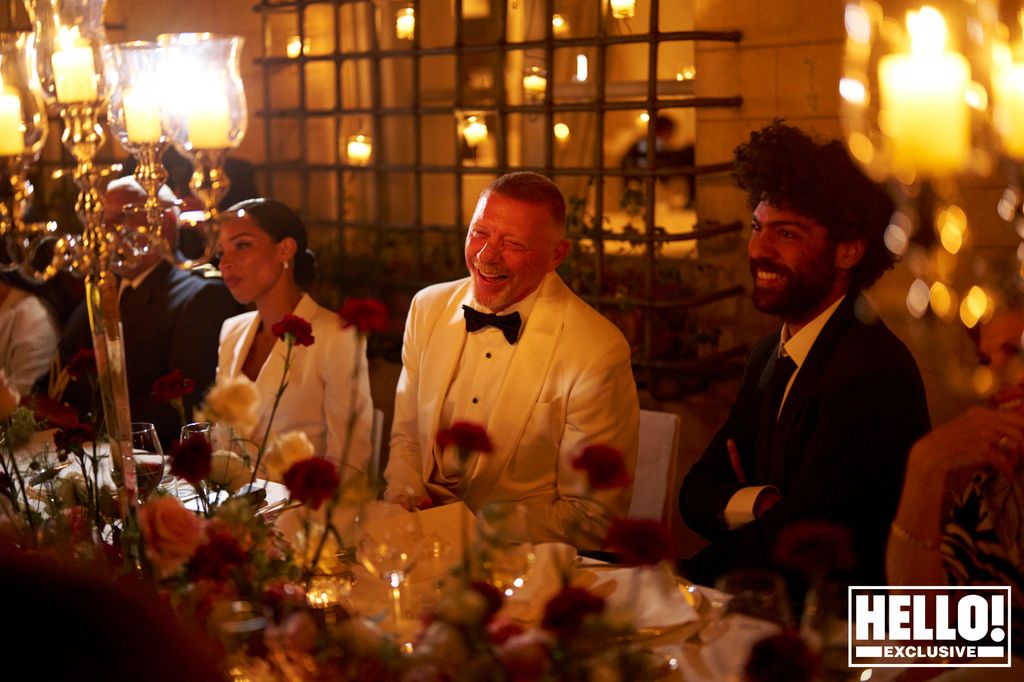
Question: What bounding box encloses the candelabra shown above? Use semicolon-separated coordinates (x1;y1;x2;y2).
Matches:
2;0;249;516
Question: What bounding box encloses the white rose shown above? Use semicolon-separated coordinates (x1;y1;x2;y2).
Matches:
263;430;314;481
206;449;252;492
200;376;260;436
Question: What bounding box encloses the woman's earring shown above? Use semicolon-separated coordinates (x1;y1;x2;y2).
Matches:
283;261;289;271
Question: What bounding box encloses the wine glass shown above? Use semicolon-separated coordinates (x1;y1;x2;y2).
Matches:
177;421;229;503
715;568;793;625
131;422;165;501
477;500;535;597
355;501;423;630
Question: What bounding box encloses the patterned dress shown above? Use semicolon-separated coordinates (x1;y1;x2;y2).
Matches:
942;469;1024;656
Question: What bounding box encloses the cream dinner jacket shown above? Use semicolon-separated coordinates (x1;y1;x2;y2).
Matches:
216;294;374;478
384;273;640;548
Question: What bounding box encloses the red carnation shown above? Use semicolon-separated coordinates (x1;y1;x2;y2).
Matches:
571;444;631;490
271;314;315;347
436;421;493;455
53;423;95;461
541;586;605;634
65;349;97;380
604;518;673;566
338;297;389;334
745;631;820;682
150;369;196;404
25;395;79;430
773;520;856;579
282;457;339;510
188;525;248;581
169;434;213;486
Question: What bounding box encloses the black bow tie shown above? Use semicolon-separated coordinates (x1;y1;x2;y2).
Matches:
462;305;522;344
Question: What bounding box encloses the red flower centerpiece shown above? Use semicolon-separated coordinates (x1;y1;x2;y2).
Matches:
571;444;631;490
272;314;315;347
53;423;95;461
151;369;195;404
65;349;97;380
604;518;673;566
541;586;606;635
169;434;213;487
283;457;339;510
338;297;389;334
436;421;494;456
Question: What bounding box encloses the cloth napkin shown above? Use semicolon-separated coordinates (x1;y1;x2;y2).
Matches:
584;561;699;631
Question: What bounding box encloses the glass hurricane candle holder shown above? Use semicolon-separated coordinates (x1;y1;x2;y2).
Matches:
25;0;108;107
158;32;247;217
841;0;999;319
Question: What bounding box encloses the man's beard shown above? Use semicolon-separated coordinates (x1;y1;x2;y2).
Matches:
750;255;838;319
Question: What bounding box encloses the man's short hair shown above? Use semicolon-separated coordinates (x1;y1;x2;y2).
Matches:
483;172;566;232
732;120;896;290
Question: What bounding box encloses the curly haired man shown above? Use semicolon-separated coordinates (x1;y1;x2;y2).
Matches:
679;121;931;587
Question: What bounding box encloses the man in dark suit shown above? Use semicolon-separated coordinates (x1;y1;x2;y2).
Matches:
679;122;931;587
59;177;244;448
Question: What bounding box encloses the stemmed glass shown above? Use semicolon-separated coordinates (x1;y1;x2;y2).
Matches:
131;422;164;502
355;501;423;630
178;421;227;507
477;501;535;597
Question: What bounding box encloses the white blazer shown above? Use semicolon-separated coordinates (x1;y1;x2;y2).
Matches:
217;294;373;479
384;273;639;548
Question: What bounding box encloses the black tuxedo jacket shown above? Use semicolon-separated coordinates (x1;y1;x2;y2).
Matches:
60;262;245;448
679;294;930;586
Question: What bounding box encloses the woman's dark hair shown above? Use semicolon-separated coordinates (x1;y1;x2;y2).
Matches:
227;198;317;289
732;120;896;290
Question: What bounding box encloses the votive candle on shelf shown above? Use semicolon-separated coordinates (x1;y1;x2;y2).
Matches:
396;8;415;41
878;6;970;176
462;116;487;147
52;26;98;103
123;91;162;144
610;0;636;20
187;95;232;149
994;55;1024;159
523;68;547;95
347;134;372;165
0;88;23;156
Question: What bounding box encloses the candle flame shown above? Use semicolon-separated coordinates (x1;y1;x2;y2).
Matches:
57;25;82;52
907;6;946;57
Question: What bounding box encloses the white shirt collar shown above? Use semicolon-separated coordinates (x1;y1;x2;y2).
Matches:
471;272;548;324
779;295;845;368
119;261;161;297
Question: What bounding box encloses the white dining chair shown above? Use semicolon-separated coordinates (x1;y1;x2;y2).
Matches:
627;409;682;521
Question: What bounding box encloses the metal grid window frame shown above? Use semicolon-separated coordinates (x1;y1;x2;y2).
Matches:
255;0;746;391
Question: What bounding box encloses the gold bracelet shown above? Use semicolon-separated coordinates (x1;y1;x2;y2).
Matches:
890;521;940;551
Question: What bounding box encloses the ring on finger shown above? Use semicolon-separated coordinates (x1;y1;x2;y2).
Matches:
996;435;1014;454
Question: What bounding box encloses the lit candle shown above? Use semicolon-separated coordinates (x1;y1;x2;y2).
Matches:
187;95;232;149
994;55;1024;159
610;0;636;20
574;54;588;82
552;14;569;37
878;7;970;176
523;69;547;95
396;8;415;41
51;26;98;103
122;90;162;144
553;122;570;143
347;134;371;165
286;35;304;59
462;116;487;147
0;84;23;156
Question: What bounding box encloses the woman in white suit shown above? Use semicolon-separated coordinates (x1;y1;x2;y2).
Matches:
214;199;373;479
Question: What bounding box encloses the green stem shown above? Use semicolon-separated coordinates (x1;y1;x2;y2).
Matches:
8;444;36;536
248;340;294;490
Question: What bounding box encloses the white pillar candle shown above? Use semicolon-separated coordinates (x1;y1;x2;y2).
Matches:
187;96;232;149
123;91;162;144
610;0;636;20
52;27;97;103
995;63;1024;159
0;91;23;156
878;7;970;176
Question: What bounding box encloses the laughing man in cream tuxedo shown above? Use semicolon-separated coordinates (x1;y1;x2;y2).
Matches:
383;172;639;548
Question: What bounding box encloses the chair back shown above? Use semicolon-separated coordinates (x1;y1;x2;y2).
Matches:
628;409;681;521
369;408;385;484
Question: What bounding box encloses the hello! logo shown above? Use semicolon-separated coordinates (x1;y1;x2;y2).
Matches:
848;587;1011;668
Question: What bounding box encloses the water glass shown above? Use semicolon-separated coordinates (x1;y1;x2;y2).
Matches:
131;422;165;501
355;501;423;629
477;501;535;597
715;568;793;626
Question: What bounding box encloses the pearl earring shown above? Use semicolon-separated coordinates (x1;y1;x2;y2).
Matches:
283;261;289;270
